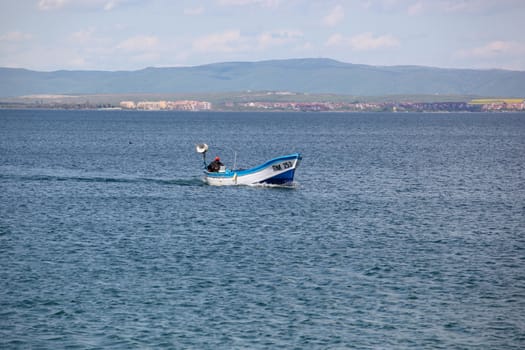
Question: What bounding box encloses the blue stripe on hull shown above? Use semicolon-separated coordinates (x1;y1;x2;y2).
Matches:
205;153;301;180
260;169;296;185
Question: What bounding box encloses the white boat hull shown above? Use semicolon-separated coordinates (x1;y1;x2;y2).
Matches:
203;153;301;186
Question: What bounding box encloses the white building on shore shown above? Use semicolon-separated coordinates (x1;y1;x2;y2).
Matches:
120;100;211;111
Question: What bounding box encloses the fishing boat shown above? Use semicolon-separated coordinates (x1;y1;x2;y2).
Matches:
196;143;301;186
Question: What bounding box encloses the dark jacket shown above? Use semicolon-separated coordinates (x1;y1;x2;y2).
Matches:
207;160;223;172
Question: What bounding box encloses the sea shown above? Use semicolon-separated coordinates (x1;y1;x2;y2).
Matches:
1;109;524;349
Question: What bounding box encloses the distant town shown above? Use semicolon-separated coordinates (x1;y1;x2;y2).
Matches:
119;100;211;111
1;92;524;113
233;99;525;112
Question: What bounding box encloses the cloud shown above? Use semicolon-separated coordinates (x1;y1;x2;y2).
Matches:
218;0;281;7
404;0;471;15
0;31;33;41
38;0;127;11
69;28;95;43
67;28;115;56
117;35;159;51
326;33;345;47
192;30;243;53
38;0;69;11
257;30;303;49
349;32;400;50
459;41;525;58
358;0;525;16
103;1;118;11
417;0;525;15
407;2;424;15
326;32;400;51
184;6;205;15
69;57;87;67
127;52;162;64
454;40;525;70
322;5;345;27
190;29;304;55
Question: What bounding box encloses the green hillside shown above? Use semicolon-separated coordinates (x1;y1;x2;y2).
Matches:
1;58;524;97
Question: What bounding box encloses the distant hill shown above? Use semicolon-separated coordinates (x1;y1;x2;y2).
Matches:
1;58;524;97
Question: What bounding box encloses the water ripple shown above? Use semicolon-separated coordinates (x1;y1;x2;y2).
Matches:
1;110;524;349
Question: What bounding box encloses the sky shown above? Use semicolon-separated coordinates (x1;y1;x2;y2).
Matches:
1;0;524;71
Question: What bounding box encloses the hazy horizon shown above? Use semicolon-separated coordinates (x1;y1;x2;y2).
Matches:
2;57;525;73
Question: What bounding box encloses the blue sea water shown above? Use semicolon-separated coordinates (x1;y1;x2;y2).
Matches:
1;109;524;349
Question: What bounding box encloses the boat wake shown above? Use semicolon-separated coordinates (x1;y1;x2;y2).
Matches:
247;182;300;189
0;173;205;187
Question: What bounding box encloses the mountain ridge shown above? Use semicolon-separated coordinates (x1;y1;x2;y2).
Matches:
1;58;524;97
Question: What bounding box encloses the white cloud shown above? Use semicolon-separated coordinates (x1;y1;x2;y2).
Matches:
349;32;400;50
192;30;243;53
322;5;345;27
69;57;87;67
69;28;95;43
300;42;313;51
38;0;69;11
406;0;473;15
184;6;205;15
38;0;126;11
190;29;303;55
407;2;424;15
218;0;281;7
408;0;525;15
103;1;118;11
358;0;525;16
127;52;162;64
117;35;159;51
454;40;525;70
326;33;344;47
326;32;400;51
67;28;115;59
459;41;525;58
257;30;303;49
0;31;33;41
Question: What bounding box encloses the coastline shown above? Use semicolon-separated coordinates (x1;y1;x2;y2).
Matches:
1;92;523;113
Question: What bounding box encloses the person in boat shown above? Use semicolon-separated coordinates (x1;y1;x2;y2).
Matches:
207;156;224;172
